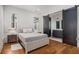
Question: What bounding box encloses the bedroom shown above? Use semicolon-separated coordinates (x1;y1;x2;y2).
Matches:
0;5;79;54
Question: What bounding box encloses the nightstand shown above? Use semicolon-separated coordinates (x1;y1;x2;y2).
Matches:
6;28;18;43
7;34;17;43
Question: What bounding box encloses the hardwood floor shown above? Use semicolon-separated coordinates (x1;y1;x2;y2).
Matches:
1;39;79;54
1;43;25;54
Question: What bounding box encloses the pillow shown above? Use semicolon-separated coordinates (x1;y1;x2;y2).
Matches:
23;28;33;33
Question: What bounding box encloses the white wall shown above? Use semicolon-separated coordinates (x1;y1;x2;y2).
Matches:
0;5;4;50
77;6;79;47
0;6;4;41
38;16;43;33
77;7;79;38
4;6;38;32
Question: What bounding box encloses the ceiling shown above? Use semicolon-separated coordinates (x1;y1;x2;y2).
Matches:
11;5;74;15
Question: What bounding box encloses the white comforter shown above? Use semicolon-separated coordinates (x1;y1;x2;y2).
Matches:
18;33;49;52
18;33;48;42
19;33;47;38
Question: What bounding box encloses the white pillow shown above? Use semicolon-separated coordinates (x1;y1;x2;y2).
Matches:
23;28;33;33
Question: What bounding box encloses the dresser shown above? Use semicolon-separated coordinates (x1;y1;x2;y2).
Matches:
52;30;63;38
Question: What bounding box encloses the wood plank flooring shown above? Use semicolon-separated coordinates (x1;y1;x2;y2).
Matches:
1;39;79;54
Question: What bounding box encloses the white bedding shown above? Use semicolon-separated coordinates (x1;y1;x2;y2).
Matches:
19;33;46;38
18;33;49;53
18;33;48;42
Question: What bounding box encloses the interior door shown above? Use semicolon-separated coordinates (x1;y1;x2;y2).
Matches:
43;16;50;36
63;7;77;46
49;17;51;36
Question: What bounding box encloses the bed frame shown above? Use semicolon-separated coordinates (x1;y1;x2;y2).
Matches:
18;37;49;53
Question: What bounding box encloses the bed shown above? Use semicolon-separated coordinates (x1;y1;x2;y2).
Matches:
18;28;49;53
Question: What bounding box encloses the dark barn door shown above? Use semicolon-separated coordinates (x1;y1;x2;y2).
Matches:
43;16;51;37
63;7;77;46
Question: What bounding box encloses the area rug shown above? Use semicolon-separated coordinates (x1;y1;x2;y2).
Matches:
11;43;22;50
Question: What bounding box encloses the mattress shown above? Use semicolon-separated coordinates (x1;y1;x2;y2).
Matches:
18;33;48;42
